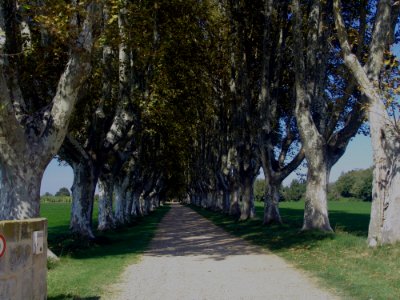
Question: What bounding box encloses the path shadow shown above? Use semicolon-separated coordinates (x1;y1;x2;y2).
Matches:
145;205;265;261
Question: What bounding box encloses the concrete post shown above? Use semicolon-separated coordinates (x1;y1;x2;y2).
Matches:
0;218;48;300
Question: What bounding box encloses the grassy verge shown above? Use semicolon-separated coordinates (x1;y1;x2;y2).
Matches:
41;203;170;300
191;201;400;300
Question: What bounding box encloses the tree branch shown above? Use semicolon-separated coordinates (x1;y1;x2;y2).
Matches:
43;1;102;157
333;0;380;101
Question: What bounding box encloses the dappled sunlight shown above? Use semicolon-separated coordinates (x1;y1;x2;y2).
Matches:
146;204;265;261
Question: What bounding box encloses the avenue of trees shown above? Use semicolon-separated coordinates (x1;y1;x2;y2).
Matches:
0;0;399;247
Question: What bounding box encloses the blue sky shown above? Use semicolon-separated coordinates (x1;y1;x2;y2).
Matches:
42;160;74;194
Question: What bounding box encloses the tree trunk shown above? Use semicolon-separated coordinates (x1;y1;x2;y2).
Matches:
333;0;400;246
139;192;149;216
143;196;151;215
263;179;282;225
132;190;141;217
367;99;400;246
97;175;115;231
239;176;256;221
0;162;42;219
229;189;240;217
125;189;134;220
114;177;129;225
215;191;224;211
302;152;332;231
223;190;230;214
70;160;98;239
136;199;144;216
217;173;231;214
293;0;332;232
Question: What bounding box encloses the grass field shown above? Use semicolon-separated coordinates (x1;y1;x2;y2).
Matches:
191;201;400;300
41;203;170;300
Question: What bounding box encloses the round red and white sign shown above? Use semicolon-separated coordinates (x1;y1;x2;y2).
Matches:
0;235;6;257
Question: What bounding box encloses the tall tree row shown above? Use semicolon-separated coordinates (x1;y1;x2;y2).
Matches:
1;0;400;247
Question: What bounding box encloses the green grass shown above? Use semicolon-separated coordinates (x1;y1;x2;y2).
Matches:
41;203;170;300
191;201;400;300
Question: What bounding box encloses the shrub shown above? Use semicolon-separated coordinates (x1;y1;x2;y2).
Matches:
41;196;72;203
254;179;265;202
55;187;71;197
331;167;372;201
281;179;306;201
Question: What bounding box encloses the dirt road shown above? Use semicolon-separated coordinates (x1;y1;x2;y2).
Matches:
108;203;338;300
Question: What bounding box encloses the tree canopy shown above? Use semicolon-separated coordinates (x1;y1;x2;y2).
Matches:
0;0;399;246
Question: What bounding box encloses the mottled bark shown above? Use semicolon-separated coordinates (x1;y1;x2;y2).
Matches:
114;176;130;225
97;175;115;231
222;191;230;214
130;190;140;217
0;162;43;219
215;191;224;211
260;144;305;225
229;189;240;218
217;172;231;214
367;100;400;246
239;176;256;221
302;152;332;231
70;160;98;239
125;189;134;219
139;192;149;216
263;180;282;225
292;0;332;232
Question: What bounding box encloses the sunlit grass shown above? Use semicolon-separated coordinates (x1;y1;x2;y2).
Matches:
191;200;400;300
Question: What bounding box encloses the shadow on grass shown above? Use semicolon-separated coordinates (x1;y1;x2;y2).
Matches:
47;205;171;260
48;295;100;300
328;209;369;237
190;203;370;252
278;206;370;237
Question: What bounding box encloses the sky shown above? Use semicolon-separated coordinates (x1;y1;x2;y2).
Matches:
40;134;373;194
41;160;74;195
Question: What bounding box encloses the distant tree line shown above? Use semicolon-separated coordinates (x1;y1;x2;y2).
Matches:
254;167;373;202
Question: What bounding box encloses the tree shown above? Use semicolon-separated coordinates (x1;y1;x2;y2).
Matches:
292;0;367;231
0;0;102;220
333;171;357;198
281;179;306;202
254;179;265;202
58;0;152;237
257;0;305;225
332;168;372;201
334;0;400;246
55;187;71;197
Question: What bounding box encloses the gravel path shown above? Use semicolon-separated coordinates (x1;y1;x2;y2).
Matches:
107;203;339;300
